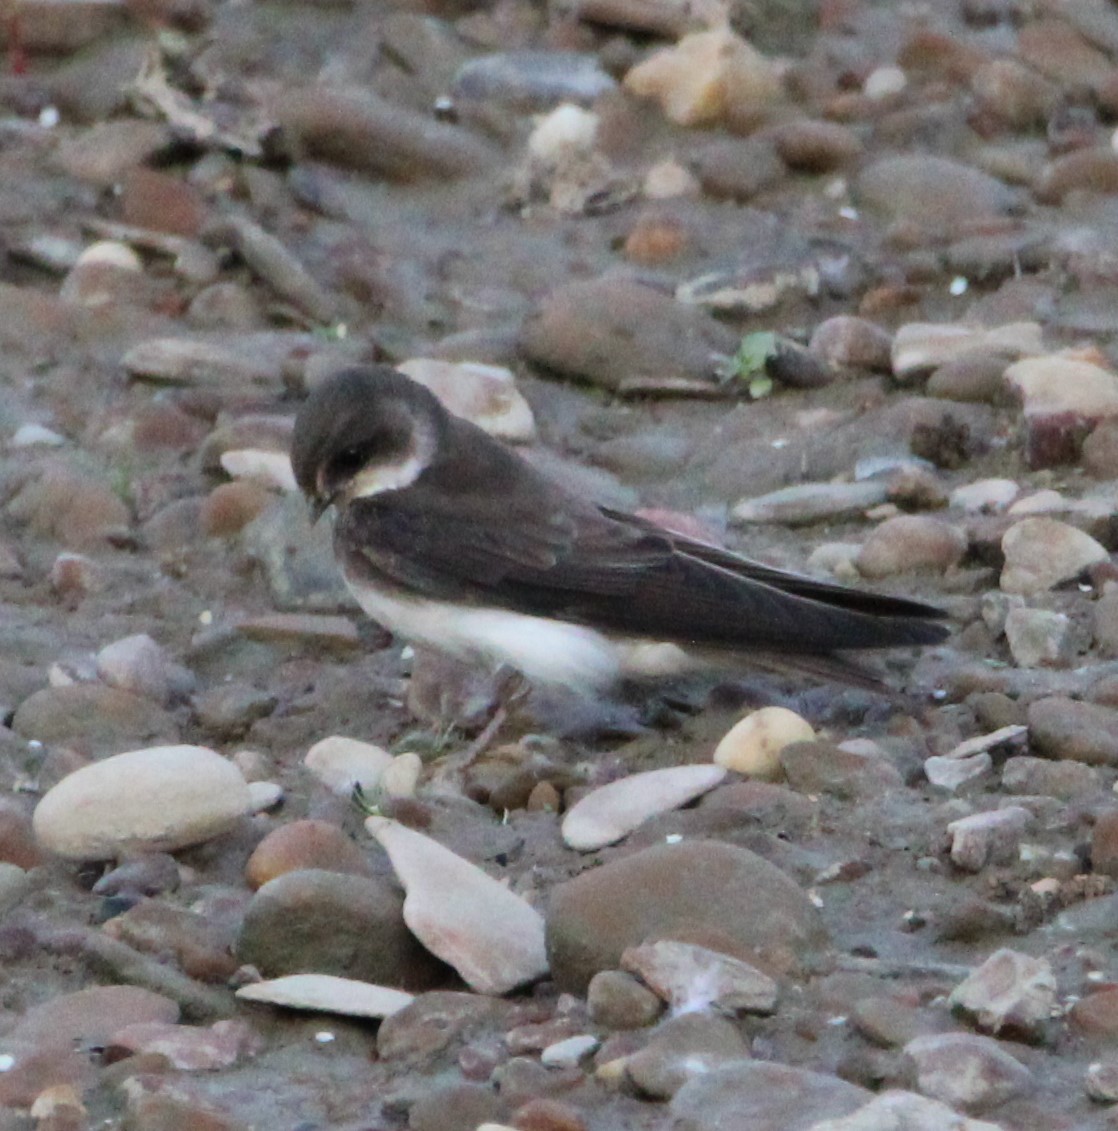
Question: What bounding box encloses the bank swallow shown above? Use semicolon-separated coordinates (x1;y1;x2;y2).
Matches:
292;366;948;695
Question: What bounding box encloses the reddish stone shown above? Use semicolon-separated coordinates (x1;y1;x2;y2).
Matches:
121;168;208;238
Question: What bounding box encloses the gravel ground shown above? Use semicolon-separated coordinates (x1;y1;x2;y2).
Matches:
5;0;1118;1129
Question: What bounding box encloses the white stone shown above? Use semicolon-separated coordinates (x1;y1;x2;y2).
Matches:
247;780;283;811
304;736;393;796
236;974;413;1019
864;65;906;98
944;726;1028;760
643;159;700;199
528;103;598;162
397;358;536;443
949;479;1018;513
731;481;888;526
77;240;142;270
367;816;548;994
924;753;992;793
219;449;298;492
713;707;814;778
540;1033;600;1067
10;423;65;448
1007;488;1068;515
562;764;727;851
33;745;251;861
380;752;423;799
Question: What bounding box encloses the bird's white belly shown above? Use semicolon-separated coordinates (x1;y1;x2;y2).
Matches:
346;581;624;691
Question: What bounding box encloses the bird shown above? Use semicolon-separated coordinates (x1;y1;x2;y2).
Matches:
291;365;949;701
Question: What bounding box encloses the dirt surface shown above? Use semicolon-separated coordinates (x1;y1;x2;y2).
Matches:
5;0;1118;1129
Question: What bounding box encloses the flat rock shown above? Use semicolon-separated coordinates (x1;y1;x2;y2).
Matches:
519;276;736;393
1027;696;1118;766
546;840;826;993
621;939;778;1014
892;322;1042;381
671;1061;871;1131
368;817;549;995
903;1032;1032;1112
947;806;1032;872
236;974;414;1019
13;684;179;753
561;764;726;851
33;745;250;861
731;481;888;526
856;515;967;579
808;1090;1006;1130
625;1012;750;1099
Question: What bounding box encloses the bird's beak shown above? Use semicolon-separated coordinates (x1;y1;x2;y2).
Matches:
309;496;333;525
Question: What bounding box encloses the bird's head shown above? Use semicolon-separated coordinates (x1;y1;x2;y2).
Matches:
291;366;442;522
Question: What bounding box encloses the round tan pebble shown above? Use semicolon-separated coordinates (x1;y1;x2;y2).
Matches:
201;481;273;537
33;745;251;861
245;819;371;888
713;707;815;778
623;214;688;264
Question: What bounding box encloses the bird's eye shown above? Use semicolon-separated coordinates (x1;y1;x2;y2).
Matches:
330;446;366;477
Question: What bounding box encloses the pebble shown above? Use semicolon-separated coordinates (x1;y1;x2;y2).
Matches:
236;974;413;1019
770;121;863;174
817;1089;1008;1130
1071;989;1118;1039
561;764;726;850
621;939;778;1014
1000;518;1108;594
0;862;30;916
192;682;277;739
93;852;180;899
519;276;736;393
782;739;904;800
587;970;663;1029
527;104;599;165
539;1034;599;1068
731;481;888;526
1004;607;1073;668
1002;755;1100;799
121;334;295;387
219;449;297;493
855;515;967;579
713;706;814;779
303;735;393;796
948;948;1057;1039
546;839;825;993
244;819;371;888
947;806;1032;872
275;86;495;180
7;460;130;549
808;315;891;371
32;745;250;861
236;867;446;988
856;156;1015;233
927;352;1013;403
454;52;616;109
1092;812;1118;879
1086;1061;1118;1103
891;321;1042;382
950;479;1019;513
623;27;782;129
381;752;423;799
397;358;535;442
624;1013;751;1099
1028;696;1118;765
95;633;190;705
903;1032;1031;1113
368;817;548;995
691;137;785;202
671;1061;871;1131
108;1018;260;1071
925;753;993;793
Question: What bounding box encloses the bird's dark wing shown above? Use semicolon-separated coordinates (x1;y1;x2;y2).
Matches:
338;463;947;655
